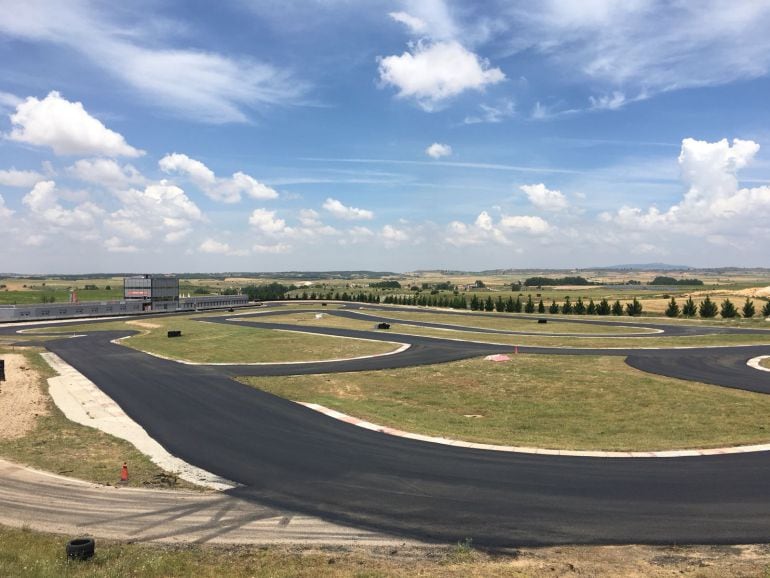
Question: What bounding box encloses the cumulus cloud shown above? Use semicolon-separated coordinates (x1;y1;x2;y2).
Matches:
248;208;287;234
7;92;144;157
159;153;278;203
381;224;410;247
600;138;770;244
446;210;550;246
22;180;104;240
199;238;248;256
0;193;14;219
0;168;45;187
107;181;203;245
322;198;374;220
378;40;505;111
68;158;145;187
520;183;569;211
425;142;452;159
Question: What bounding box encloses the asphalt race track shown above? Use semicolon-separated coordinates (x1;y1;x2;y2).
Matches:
4;305;770;546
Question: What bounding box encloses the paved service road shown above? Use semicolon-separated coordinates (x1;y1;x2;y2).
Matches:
4;305;770;546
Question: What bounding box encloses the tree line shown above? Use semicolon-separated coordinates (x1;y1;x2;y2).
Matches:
664;296;770;318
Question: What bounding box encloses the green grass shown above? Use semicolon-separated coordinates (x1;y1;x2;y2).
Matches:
0;348;197;489
240;355;770;451
25;315;399;363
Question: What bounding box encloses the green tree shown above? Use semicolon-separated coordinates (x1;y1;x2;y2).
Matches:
524;295;535;313
596;298;611;315
562;297;573;314
625;297;643;316
682;297;697;317
505;296;515;313
720;298;738;318
611;300;623;316
495;296;505;312
742;298;755;318
537;299;545;313
484;296;495;311
665;297;680;318
586;299;597;315
699;295;718;318
762;301;770;317
549;300;559;314
574;297;586;314
513;296;523;313
470;295;480;311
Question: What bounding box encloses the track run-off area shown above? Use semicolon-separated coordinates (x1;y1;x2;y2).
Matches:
3;302;770;547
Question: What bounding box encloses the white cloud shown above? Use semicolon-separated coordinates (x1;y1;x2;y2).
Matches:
0;3;304;124
0;193;14;219
249;208;287;233
425;142;452;159
159;153;278;203
499;214;550;234
69;158;145;187
108;181;203;245
464;99;515;124
446;210;550;246
199;238;248;256
507;2;770;104
378;40;505;111
252;242;292;254
22;180;103;231
104;236;138;253
389;11;427;33
381;224;410;247
520;183;569;211
323;198;374;220
601;138;770;245
7;92;144;157
0;168;45;187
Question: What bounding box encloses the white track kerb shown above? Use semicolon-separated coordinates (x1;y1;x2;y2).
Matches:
40;352;236;490
747;355;770;372
298;403;770;459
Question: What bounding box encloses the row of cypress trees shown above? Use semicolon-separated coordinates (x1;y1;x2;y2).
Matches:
665;296;770;318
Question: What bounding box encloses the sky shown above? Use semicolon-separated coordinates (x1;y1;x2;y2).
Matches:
1;0;770;274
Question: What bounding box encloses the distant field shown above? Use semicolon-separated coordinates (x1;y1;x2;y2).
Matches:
241;355;770;451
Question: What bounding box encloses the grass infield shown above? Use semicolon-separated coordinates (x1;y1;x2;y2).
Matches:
241;355;770;451
25;315;399;364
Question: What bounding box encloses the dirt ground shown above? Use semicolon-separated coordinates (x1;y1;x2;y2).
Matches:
0;354;48;439
126;320;162;329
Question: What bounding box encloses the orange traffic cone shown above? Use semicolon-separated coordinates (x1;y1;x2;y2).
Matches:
120;462;128;482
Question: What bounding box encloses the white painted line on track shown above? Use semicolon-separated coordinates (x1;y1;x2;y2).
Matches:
298;402;770;459
40;352;237;490
747;355;770;372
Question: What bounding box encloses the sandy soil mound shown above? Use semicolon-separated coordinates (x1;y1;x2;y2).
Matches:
126;321;161;329
0;354;48;439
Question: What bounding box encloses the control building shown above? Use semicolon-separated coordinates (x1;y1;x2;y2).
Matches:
124;275;180;311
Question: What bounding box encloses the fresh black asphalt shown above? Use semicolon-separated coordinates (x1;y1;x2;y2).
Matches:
4;305;770;546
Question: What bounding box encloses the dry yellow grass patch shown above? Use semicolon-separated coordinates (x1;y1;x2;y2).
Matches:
0;354;48;439
125;320;162;329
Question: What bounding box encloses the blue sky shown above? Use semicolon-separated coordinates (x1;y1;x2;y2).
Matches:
1;0;770;273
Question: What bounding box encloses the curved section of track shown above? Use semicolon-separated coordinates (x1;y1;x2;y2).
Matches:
3;306;770;546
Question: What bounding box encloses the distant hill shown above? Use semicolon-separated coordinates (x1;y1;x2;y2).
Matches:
594;263;692;271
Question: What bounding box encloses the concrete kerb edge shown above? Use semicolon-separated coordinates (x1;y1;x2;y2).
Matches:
747;355;770;372
297;402;770;459
39;351;237;490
